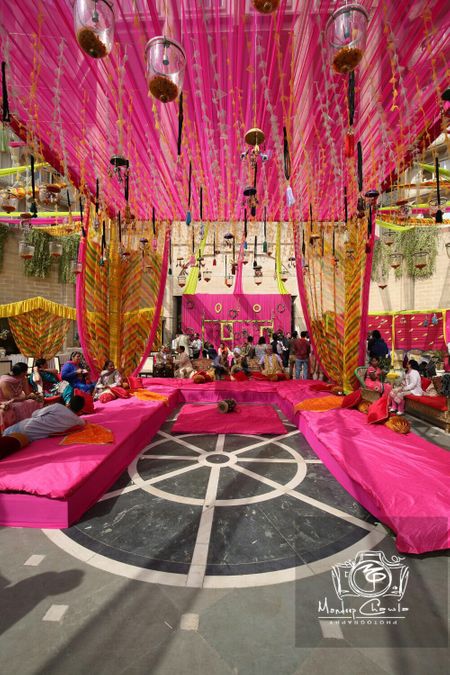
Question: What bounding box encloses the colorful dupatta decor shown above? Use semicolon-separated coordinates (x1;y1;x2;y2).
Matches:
0;297;75;359
295;212;374;391
76;210;170;377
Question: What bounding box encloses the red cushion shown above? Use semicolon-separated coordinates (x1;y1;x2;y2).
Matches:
127;376;142;390
341;389;362;409
233;371;249;382
250;372;269;381
367;393;389;424
309;382;334;392
421;377;432;391
74;389;95;414
405;395;448;411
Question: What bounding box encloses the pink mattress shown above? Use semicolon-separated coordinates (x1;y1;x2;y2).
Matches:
301;408;450;554
0;396;177;499
171;403;286;435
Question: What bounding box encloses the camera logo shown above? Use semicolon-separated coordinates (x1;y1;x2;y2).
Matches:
332;551;409;600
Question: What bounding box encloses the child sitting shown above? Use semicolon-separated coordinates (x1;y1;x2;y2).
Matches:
364;357;389;393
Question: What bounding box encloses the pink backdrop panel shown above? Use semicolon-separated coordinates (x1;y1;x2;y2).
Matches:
182;294;291;347
368;312;448;351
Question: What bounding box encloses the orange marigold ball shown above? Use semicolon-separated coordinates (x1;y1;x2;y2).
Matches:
385;416;411;434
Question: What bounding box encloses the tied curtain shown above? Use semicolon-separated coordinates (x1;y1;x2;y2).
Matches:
295;214;374;391
9;309;70;359
77;213;170;377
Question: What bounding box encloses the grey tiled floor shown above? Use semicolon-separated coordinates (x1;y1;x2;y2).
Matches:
0;407;448;675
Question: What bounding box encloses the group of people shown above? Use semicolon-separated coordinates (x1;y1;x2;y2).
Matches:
162;329;313;381
0;352;127;442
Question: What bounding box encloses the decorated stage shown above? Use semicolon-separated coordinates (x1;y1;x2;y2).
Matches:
0;379;449;555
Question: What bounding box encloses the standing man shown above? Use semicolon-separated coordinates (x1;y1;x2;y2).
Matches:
293;331;311;380
191;333;202;360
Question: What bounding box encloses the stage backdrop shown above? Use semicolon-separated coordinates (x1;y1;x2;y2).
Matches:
368;310;449;353
182;294;291;348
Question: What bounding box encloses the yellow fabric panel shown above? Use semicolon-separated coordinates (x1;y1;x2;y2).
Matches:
0;296;76;320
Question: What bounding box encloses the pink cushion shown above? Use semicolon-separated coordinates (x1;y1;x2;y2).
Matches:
341;389;362;409
405;395;448;411
367;393;389;424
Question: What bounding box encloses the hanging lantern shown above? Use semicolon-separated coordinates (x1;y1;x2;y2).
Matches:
203;268;212;282
19;240;35;259
378;278;388;290
74;0;114;59
145;37;186;103
382;230;395;247
1;193;17;213
49;241;63;258
178;271;187;288
254;265;263;285
70;260;83;275
225;274;233;288
252;0;280;13
389;253;403;270
413;251;429;270
326;4;369;74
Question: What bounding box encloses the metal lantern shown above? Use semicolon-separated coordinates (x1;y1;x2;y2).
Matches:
74;0;114;59
49;241;63;257
252;0;280;14
389;253;403;269
19;240;35;259
145;37;186;103
326;4;369;74
413;251;428;270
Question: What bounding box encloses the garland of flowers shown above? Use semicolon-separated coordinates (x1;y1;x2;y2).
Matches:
24;229;52;278
371;227;439;282
0;224;10;272
59;234;80;283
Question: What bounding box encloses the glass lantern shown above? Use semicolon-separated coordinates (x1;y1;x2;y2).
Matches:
74;0;114;59
252;0;280;14
326;4;369;74
203;268;212;282
413;251;428;270
382;229;395;247
70;260;83;275
145;37;186;103
178;271;187;288
19;240;35;259
49;241;63;257
1;193;17;213
389;253;403;270
225;274;234;288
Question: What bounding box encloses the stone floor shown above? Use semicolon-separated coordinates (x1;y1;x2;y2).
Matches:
0;406;448;675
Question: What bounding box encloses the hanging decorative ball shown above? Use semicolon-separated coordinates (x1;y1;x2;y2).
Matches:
252;0;280;14
326;4;368;74
145;37;186;103
74;0;114;59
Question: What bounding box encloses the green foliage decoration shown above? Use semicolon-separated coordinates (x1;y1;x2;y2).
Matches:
24;228;52;278
371;226;439;282
59;234;80;284
0;223;10;272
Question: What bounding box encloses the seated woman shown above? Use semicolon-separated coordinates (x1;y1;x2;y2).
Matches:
254;336;267;361
364;357;390;394
29;358;60;398
0;362;42;428
61;351;95;394
259;345;287;381
389;359;423;415
94;360;128;402
174;346;194;379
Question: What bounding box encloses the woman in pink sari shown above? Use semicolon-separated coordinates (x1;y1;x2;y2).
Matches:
0;362;42;429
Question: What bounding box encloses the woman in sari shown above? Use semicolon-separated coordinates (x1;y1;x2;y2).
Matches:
94;360;128;402
29;358;60;397
0;362;42;427
61;351;95;393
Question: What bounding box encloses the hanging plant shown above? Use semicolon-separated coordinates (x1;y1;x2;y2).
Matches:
371;238;390;282
24;229;52;278
0;223;10;272
59;234;80;283
395;227;438;280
